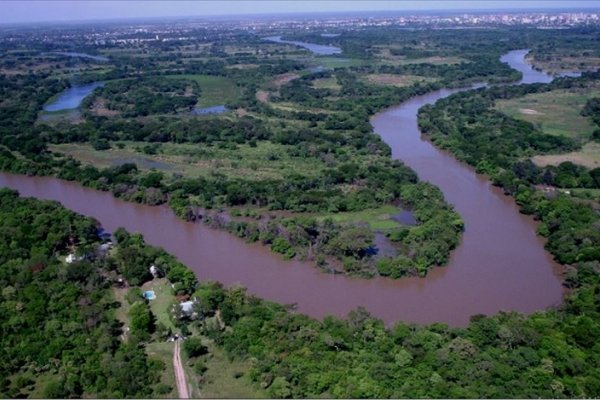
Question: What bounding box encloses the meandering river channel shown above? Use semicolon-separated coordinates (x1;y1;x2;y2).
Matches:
0;49;567;326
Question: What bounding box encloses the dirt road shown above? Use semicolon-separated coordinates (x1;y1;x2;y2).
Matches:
173;340;189;399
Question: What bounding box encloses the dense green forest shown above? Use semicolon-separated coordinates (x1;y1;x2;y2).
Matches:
2;190;600;398
0;189;164;398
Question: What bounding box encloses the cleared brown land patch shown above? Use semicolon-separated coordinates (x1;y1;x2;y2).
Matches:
226;63;259;69
256;73;299;104
89;98;120;117
520;108;543;115
256;90;269;103
532;142;600;169
272;72;300;89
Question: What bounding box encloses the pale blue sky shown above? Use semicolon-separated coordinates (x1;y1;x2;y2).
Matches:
1;1;599;24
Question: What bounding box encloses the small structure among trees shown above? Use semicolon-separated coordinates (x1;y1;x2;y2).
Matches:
172;297;200;320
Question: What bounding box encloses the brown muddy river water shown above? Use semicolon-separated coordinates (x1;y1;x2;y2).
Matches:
0;50;565;326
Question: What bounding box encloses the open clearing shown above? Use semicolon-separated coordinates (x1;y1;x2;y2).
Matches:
315;57;366;69
532;142;600;169
166;75;241;107
315;205;406;231
198;344;265;399
49;141;326;181
312;76;341;90
257;72;300;103
495;86;600;139
375;48;465;66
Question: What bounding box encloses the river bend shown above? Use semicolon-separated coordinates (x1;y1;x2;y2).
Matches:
0;49;565;326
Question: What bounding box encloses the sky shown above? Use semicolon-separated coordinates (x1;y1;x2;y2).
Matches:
1;1;600;24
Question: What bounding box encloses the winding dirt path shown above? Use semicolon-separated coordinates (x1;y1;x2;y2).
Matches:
173;340;190;399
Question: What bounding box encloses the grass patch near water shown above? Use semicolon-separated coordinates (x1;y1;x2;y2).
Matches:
166;74;241;107
532;141;600;169
495;86;600;139
316;204;404;231
50;141;327;181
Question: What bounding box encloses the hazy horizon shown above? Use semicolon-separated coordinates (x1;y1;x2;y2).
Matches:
1;1;600;25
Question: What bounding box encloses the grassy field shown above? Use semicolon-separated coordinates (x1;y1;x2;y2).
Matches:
311;76;341;90
146;341;179;398
386;56;465;65
315;57;366;69
569;188;600;202
495;86;600;139
197;343;266;398
50;141;327;181
532;142;600;169
363;73;437;87
316;205;405;231
375;48;465;66
142;278;177;331
269;101;337;114
112;286;131;338
166;75;241;107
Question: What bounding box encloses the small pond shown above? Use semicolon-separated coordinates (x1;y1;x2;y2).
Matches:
191;105;228;115
393;210;418;226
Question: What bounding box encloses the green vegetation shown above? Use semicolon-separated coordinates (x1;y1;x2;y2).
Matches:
0;190;163;398
197;345;266;399
86;77;198;117
418;72;600;265
311;76;341;90
4;190;600;398
532;142;600;169
3;24;562;280
495;85;600;139
3;17;600;400
50;141;329;181
528;37;600;74
316;57;366;69
316;204;404;230
363;73;438;88
166;74;242;107
5;24;597;279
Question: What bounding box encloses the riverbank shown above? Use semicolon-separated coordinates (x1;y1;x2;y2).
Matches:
0;49;572;326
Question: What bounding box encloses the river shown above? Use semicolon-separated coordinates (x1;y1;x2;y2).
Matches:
263;35;342;55
0;49;566;326
55;52;110;62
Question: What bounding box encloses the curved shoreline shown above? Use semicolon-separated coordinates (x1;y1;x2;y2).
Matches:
0;50;567;327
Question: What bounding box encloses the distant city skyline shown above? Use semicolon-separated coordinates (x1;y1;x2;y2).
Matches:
1;1;600;24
